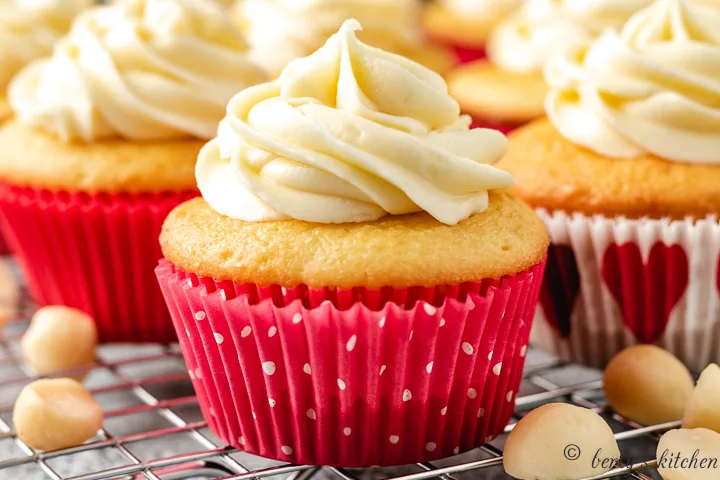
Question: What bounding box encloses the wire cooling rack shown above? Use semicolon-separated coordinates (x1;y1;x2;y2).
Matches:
0;259;670;480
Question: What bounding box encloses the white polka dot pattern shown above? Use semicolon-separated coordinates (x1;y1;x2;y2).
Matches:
346;335;357;352
214;332;224;344
194;311;206;321
240;326;252;338
426;442;437;452
262;361;276;376
389;435;400;444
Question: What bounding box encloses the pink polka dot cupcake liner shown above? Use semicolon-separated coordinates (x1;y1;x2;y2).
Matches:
155;258;546;467
531;210;720;371
0;182;198;343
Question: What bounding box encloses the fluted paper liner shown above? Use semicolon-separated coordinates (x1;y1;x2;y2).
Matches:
531;209;720;371
156;259;546;467
0;183;197;343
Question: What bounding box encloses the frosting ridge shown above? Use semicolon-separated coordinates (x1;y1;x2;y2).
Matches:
545;0;720;164
197;20;514;225
488;0;653;73
9;0;267;142
0;0;91;92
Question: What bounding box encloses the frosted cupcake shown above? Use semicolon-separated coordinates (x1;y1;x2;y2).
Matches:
498;0;720;370
157;20;548;466
423;0;522;63
234;0;456;76
0;0;92;122
0;0;267;343
447;0;652;132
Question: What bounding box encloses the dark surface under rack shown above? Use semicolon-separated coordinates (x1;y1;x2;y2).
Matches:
0;259;668;480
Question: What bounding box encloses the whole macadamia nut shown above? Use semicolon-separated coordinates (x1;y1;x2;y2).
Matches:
13;378;103;451
603;345;693;425
503;403;621;480
683;364;720;433
657;428;720;480
21;306;97;376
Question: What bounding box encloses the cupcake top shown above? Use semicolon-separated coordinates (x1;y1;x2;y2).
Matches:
488;0;653;74
196;20;514;226
9;0;267;143
236;0;426;75
545;0;720;164
0;0;91;94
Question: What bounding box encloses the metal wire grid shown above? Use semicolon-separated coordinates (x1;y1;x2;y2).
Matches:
0;269;670;480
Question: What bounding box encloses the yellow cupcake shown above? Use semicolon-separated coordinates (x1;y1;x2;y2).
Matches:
501;0;720;370
0;0;268;343
156;20;548;467
447;0;653;127
235;0;456;76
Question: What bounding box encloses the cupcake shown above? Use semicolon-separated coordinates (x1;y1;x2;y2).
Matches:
423;0;522;64
0;0;91;122
498;0;720;371
156;20;549;466
0;0;267;343
0;0;92;255
446;0;653;132
234;0;456;77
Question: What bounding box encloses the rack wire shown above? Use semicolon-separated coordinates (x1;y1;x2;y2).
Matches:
0;259;667;480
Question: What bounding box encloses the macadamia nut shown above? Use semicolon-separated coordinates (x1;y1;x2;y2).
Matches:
603;345;693;425
13;378;103;451
21;306;97;376
657;428;720;480
503;403;621;480
683;364;720;433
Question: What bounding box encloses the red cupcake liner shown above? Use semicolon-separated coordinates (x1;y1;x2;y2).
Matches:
0;231;10;256
156;258;546;467
0;183;198;343
531;210;720;370
469;119;518;135
451;44;487;64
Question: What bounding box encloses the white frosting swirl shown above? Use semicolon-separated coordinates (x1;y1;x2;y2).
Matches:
545;0;720;165
488;0;653;73
237;0;423;75
0;0;91;92
9;0;267;142
442;0;522;20
197;20;514;225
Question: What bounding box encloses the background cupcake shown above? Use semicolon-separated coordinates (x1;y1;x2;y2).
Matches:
234;0;456;76
498;0;720;370
0;0;267;343
446;0;653;132
423;0;522;64
157;20;548;466
0;0;92;255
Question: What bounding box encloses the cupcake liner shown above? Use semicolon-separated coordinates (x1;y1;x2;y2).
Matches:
0;183;197;343
451;44;487;64
531;209;720;371
156;258;546;467
0;231;10;256
470;119;517;135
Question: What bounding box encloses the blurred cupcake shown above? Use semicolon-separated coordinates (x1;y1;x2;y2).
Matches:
0;0;267;343
234;0;456;76
0;0;92;122
423;0;522;63
157;20;548;466
498;0;720;370
447;0;652;132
